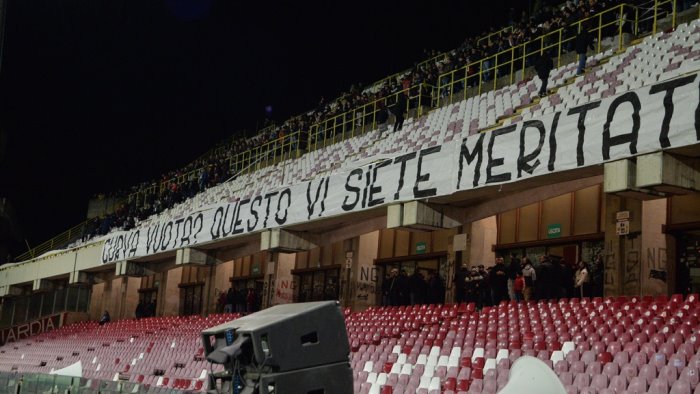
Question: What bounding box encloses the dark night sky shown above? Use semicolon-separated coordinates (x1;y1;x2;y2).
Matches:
0;0;523;255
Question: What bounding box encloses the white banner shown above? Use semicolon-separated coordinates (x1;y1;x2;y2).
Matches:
101;73;700;264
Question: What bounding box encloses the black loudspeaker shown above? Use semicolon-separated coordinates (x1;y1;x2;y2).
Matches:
201;301;352;394
202;301;349;371
257;362;353;394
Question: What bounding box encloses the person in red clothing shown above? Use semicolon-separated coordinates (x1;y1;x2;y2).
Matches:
513;274;525;302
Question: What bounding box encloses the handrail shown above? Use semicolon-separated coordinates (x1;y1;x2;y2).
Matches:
15;217;99;262
477;26;515;46
435;3;640;107
23;0;684;263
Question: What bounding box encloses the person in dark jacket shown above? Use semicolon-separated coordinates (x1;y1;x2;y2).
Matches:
135;301;145;320
490;257;509;304
454;265;469;303
145;300;156;317
534;52;554;98
391;92;407;132
225;288;235;313
575;27;595;75
560;259;575;298
409;270;427;305
427;272;446;304
386;268;402;306
507;254;521;301
99;311;111;326
398;270;410;306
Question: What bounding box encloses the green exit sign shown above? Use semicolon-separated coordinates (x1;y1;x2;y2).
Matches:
416;241;426;254
547;224;562;239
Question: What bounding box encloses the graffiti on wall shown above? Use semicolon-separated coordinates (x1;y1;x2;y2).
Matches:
349;266;379;302
646;247;667;282
604;240;617;294
275;279;296;303
624;250;640;295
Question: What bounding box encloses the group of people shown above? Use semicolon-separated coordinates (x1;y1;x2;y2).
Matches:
217;287;258;314
381;268;447;307
454;254;604;308
134;299;158;319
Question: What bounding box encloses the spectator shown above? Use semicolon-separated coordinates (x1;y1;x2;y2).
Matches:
560;259;575;298
507;253;521;301
135;301;144;320
398;270;410;306
384;268;402;306
575;25;595;75
478;265;490;308
521;257;536;301
145;300;156;318
246;288;256;313
465;267;480;304
534;51;554;98
454;265;469;303
513;273;525;302
235;287;246;314
490;257;508;305
391;92;407;132
409;270;427;305
427;271;446;304
99;311;111;326
217;291;227;314
225;288;235;313
575;260;590;297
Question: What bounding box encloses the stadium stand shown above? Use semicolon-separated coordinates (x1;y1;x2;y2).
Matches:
0;294;699;393
0;314;235;392
3;0;700;393
346;294;700;393
77;14;700;247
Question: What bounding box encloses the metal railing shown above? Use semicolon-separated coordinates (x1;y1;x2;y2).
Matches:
477;25;515;45
436;3;640;107
0;287;90;328
15;218;99;262
0;371;161;393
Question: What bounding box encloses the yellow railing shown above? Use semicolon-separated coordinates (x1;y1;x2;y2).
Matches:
25;0;687;262
653;0;676;34
369;53;447;95
367;26;515;96
308;84;434;151
16;217;99;262
477;26;515;46
127;84;436;208
436;3;639;107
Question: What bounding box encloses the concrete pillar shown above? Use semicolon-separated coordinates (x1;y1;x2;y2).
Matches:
387;201;461;231
339;237;359;309
32;279;55;292
175;248;209;266
641;199;670;296
162;267;182;316
349;231;380;311
261;229;317;252
261;252;276;310
603;194;643;296
271;253;296;306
